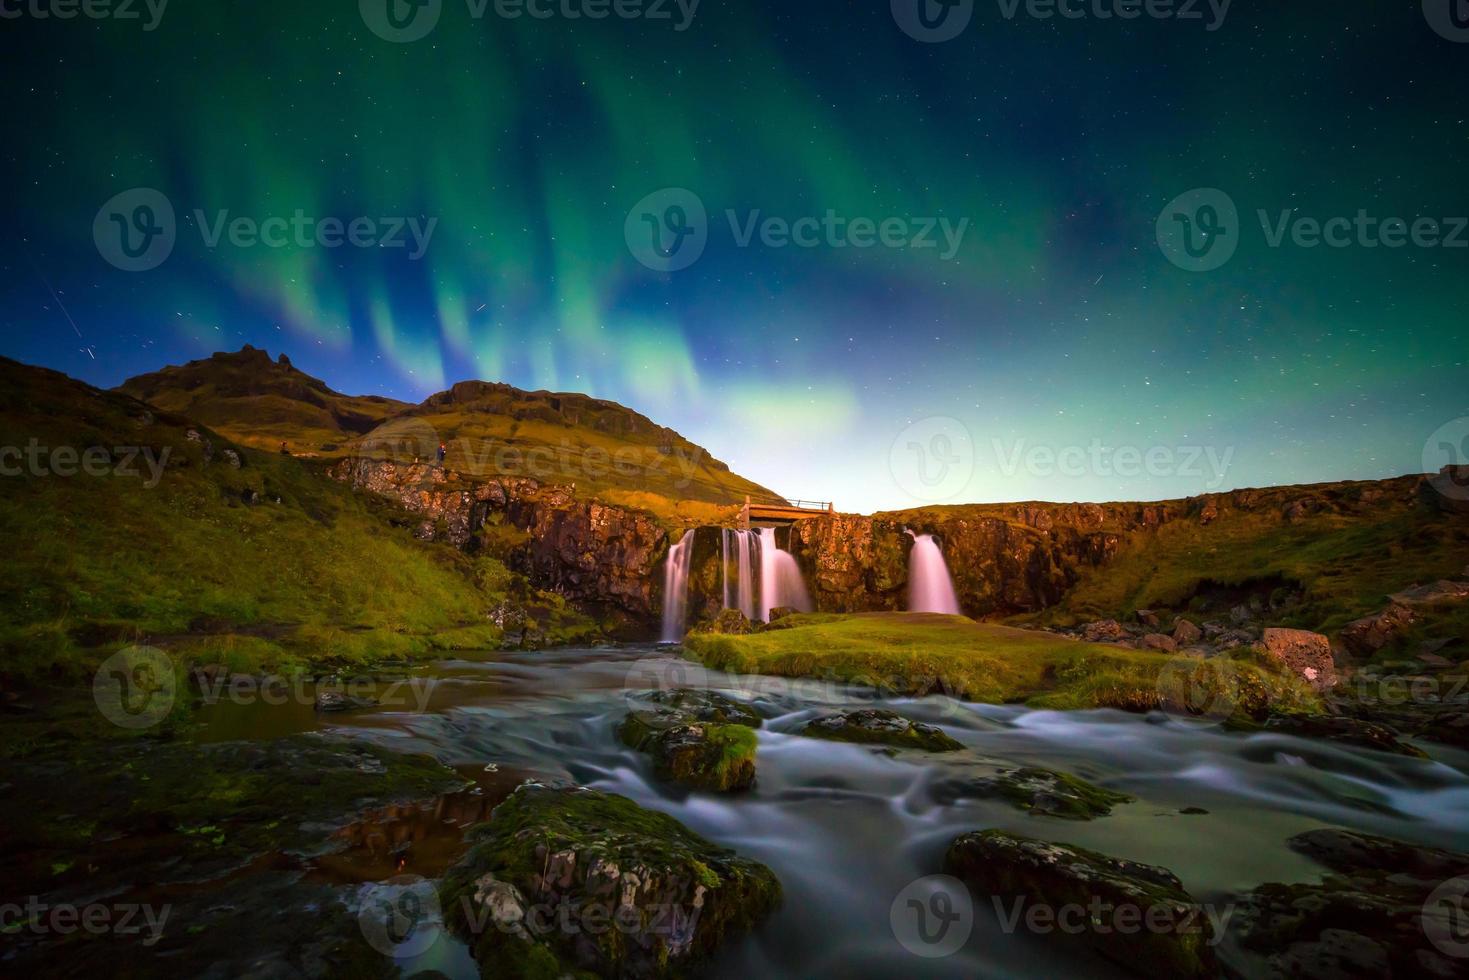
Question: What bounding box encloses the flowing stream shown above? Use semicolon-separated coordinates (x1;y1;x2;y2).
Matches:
193;645;1469;979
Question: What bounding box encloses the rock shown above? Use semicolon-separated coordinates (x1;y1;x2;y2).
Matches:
801;708;963;752
1172;619;1203;646
1136;609;1161;628
945;831;1216;979
935;766;1134;820
1141;633;1177;652
441;784;781;978
766;605;799;624
620;690;763;792
1230;604;1253;624
221;449;242;469
1233;829;1469;980
694;608;755;635
1340;603;1418;656
1261;628;1338;690
313;691;377;713
1080;619;1128;643
1260;713;1426;757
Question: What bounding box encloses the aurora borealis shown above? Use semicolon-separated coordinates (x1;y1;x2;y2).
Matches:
2;2;1466;512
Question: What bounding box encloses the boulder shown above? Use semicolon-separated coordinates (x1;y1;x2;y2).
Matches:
694;608;755;636
933;767;1133;820
766;605;800;624
1172;619;1203;647
441;784;781;978
1261;628;1338;690
801;708;963;752
313;691;376;713
1136;609;1161;628
945;831;1216;979
1233;829;1469;980
1258;713;1425;758
620;690;763;792
1079;619;1128;643
1141;633;1177;652
1340;603;1417;656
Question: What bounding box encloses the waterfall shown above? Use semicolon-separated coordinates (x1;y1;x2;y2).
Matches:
907;532;961;615
660;530;695;642
757;527;812;622
722;528;757;621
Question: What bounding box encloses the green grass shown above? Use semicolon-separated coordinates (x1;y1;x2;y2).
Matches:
1031;500;1469;635
683;612;1318;716
0;357;597;683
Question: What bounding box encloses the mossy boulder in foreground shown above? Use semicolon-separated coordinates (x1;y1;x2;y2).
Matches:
801;708;963;752
945;830;1217;979
933;766;1133;819
620;690;762;792
441;784;782;978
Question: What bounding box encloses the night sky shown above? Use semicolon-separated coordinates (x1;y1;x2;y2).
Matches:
2;1;1466;512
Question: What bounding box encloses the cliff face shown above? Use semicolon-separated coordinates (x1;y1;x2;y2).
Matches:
330;459;669;626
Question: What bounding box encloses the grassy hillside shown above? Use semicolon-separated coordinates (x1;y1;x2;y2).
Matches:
683;612;1317;715
119;347;779;515
0;357;596;683
886;482;1469;641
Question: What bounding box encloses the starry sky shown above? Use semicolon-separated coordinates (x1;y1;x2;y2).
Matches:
2;1;1466;513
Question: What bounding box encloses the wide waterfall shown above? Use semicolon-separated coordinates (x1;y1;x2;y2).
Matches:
906;532;961;615
660;529;695;642
757;527;812;622
721;529;757;621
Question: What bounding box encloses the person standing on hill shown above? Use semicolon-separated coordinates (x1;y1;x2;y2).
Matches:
437;443;447;467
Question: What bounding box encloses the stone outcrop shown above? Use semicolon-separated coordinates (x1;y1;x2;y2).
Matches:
331;459;668;623
1261;628;1338;690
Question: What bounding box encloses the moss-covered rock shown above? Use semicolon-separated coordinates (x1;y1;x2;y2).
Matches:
620;691;762;792
801;708;963;752
1240;712;1428;757
1231;829;1469;979
692;608;755;635
945;830;1217;979
441;784;781;979
934;767;1133;819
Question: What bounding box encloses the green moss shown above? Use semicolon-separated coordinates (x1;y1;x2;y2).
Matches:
801;708;964;752
969;767;1134;819
441;785;781;979
683;612;1318;718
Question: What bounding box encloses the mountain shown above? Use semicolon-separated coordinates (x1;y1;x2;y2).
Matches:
118;347;777;513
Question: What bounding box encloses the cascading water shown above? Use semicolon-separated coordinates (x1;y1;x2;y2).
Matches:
906;531;961;615
660;530;695;642
721;529;757;621
757;527;812;622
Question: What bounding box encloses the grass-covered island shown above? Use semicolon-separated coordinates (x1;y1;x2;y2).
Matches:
683;612;1320;718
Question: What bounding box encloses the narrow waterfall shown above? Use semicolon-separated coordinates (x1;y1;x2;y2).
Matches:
906;532;961;615
722;528;757;621
757;527;812;622
660;530;695;642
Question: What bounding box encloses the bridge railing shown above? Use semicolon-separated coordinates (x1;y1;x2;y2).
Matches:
744;495;832;511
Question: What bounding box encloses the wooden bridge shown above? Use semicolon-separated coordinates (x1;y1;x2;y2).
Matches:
738;495;834;528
